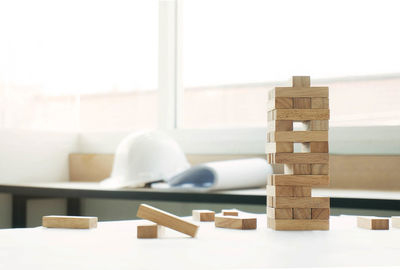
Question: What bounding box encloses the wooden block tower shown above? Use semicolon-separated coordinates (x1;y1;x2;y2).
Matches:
266;76;330;230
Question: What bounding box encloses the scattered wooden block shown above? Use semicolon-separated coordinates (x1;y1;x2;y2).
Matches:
267;120;293;131
292;186;312;197
303;120;329;131
215;215;257;230
292;76;310;88
42;215;98;229
222;209;239;216
267;207;293;219
284;164;311;175
272;87;329;98
301;142;329;153
266;185;293;197
270;197;330;208
268;174;330;186
312;208;330;220
267;153;329;164
293;98;311;109
311;164;329;175
265;142;293;153
137;223;159;239
293;208;311;219
391;216;400;228
268;109;330;121
357;216;389;230
192;210;215;222
269;131;328;142
267;218;329;230
311;98;329;109
136;204;199;237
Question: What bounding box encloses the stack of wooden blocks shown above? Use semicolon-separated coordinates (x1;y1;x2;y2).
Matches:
266;76;330;230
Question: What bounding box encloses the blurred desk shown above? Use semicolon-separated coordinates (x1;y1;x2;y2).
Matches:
0;182;400;228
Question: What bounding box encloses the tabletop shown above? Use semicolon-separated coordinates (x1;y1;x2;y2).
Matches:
1;214;400;269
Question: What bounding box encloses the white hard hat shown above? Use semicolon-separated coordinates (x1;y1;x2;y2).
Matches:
101;130;190;188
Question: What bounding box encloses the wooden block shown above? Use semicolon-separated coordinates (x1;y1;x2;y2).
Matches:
137;223;159;239
267;196;274;207
293;208;311;219
311;164;329;175
311;98;329;109
303;120;329;131
222;209;239;216
271;197;330;208
265;142;293;153
215;215;257;230
266;185;293;196
268;218;329;230
268;109;330;121
42;215;98;229
136;204;199;237
268;153;329;164
192;210;215;222
284;164;311;175
269;131;328;142
301;142;329;153
267;97;293;110
292;76;310;88
267;120;293;131
391;216;400;228
267;207;293;219
312;208;330;220
268;174;330;186
357;217;389;230
293;186;311;197
272;87;329;98
293;98;311;109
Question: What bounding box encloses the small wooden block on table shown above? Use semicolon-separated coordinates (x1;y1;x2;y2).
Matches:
357;216;389;230
215;215;257;230
137;204;199;237
42;215;98;229
391;217;400;228
137;223;160;239
222;209;239;216
192;210;215;222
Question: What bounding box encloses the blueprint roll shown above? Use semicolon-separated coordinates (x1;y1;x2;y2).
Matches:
165;158;272;191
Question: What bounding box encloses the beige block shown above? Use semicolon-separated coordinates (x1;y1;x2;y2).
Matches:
267;120;293;131
269;131;328;142
293;98;311;109
293;208;311;219
266;185;293;197
292;76;311;88
284;164;312;175
268;109;330;121
222;209;239;216
271;197;330;208
357;217;389;230
312;208;330;220
391;216;400;228
268;153;329;164
137;223;160;239
267;207;293;219
42;216;98;229
272;87;329;98
268;218;329;230
215;215;257;230
269;174;329;186
311;98;329;109
311;164;329;175
292;186;312;197
192;210;215;222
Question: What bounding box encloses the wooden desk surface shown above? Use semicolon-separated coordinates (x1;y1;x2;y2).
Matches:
0;214;399;269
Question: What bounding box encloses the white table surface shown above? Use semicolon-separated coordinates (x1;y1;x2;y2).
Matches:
1;214;400;269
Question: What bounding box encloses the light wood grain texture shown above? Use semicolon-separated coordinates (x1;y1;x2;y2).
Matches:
293;208;311;219
192;210;215;222
222;209;239;216
271;197;330;208
391;217;400;228
267;207;293;219
267;120;293;131
272;87;329;98
357;217;389;230
311;164;329;175
268;174;329;186
311;98;329;109
136;204;199;237
268;109;330;121
42;215;98;229
265;142;293;153
267;218;329;230
267;196;274;207
267;97;293;110
303;120;329;131
267;153;329;164
137;223;159;239
312;208;330;220
293;98;311;109
215;215;257;230
301;142;329;153
284;164;311;175
269;131;328;142
69;154;114;182
266;185;293;197
292;76;310;87
293;186;312;197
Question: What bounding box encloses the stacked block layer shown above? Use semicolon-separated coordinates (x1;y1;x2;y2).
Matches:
266;76;330;230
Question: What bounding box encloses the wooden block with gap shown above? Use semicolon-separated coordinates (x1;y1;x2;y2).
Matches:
293;186;312;197
268;109;330;121
268;174;330;186
284;164;311;175
270;197;330;208
311;98;329;109
303;120;329;131
42;215;98;229
215;215;257;230
267;120;293;131
357;216;389;230
192;210;215;222
267;218;329;230
312;208;330;220
266;185;293;196
222;209;239;216
136;204;199;237
292;76;310;88
293;98;311;109
271;87;329;98
311;164;329;175
267;97;293;110
391;216;400;228
267;207;293;219
301;142;329;153
267;153;329;164
265;142;293;153
293;208;311;219
269;131;328;142
137;223;160;239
